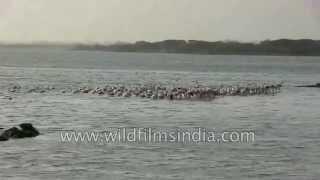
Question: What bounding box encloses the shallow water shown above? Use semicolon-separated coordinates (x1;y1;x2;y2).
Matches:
0;48;320;179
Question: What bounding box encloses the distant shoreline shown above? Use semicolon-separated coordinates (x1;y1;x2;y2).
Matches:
1;39;320;56
74;49;320;57
74;39;320;56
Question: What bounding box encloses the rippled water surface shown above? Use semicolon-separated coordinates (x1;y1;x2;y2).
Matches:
0;48;320;179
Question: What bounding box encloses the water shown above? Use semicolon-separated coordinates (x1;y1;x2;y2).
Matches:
0;48;320;180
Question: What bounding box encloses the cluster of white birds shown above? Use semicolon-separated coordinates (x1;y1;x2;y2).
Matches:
3;83;282;101
72;84;282;101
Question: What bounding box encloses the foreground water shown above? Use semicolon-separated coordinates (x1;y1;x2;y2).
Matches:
0;48;320;179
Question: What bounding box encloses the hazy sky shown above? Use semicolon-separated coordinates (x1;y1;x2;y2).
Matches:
0;0;319;43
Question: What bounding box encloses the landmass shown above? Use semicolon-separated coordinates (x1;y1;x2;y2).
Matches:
75;39;320;56
2;39;320;56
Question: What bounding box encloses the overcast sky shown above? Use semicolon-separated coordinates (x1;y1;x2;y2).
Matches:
0;0;319;43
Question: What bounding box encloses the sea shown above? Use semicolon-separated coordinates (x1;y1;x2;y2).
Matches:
0;47;320;180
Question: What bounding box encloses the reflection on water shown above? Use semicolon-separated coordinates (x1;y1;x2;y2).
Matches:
0;48;320;179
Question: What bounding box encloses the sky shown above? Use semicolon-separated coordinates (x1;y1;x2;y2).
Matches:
0;0;319;43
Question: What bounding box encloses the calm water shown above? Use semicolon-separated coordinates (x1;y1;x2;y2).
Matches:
0;48;320;180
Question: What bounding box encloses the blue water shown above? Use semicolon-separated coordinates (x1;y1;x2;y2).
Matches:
0;48;320;179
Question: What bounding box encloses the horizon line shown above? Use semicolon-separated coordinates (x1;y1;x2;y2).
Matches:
0;38;319;45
